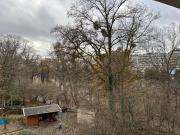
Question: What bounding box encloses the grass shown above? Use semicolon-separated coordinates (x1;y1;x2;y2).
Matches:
19;131;37;135
5;114;23;123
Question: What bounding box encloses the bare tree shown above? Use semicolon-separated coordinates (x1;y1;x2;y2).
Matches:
51;0;157;123
0;35;40;107
50;41;92;107
144;23;180;134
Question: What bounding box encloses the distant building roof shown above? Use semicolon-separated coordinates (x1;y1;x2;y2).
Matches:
155;0;180;8
22;104;61;116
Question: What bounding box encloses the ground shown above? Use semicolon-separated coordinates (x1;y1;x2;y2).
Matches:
0;109;94;135
0;122;24;135
0;113;77;135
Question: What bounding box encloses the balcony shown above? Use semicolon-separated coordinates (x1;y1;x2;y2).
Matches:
155;0;180;8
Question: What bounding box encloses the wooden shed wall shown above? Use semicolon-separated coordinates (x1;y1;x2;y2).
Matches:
25;115;39;126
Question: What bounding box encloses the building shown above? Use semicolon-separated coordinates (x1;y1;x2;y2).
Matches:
133;48;180;72
132;53;163;71
155;0;180;8
22;104;62;126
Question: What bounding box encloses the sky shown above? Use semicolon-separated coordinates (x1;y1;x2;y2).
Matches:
0;0;179;56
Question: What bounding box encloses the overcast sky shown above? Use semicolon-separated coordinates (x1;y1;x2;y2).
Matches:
0;0;179;56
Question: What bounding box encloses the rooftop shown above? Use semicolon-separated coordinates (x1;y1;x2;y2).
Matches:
22;104;62;116
155;0;180;8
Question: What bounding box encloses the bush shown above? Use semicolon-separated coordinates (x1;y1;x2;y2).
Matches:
144;69;169;82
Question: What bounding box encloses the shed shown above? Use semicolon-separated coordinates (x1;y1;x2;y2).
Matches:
22;104;61;126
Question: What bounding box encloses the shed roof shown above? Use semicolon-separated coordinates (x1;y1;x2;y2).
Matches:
22;104;61;116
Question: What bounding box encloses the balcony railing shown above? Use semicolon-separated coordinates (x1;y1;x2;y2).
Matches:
155;0;180;8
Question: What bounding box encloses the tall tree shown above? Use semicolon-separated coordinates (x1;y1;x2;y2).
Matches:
52;0;158;121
